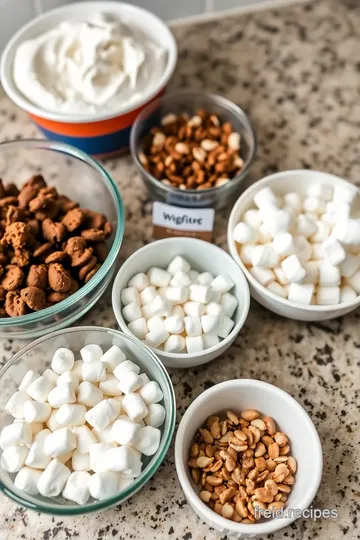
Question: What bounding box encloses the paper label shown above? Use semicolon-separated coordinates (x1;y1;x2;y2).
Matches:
152;202;215;241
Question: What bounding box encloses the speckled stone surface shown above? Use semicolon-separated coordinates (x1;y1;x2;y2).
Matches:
0;0;359;538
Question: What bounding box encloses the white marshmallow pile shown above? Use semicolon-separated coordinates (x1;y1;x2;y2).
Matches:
1;345;165;505
233;183;360;305
121;256;238;354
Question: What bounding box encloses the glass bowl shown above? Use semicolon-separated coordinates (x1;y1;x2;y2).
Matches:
0;326;176;515
0;140;124;339
130;91;257;210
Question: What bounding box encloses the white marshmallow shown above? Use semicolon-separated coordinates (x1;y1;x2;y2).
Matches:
257;223;272;244
150;295;172;317
333;184;358;205
296;214;317;237
142;303;154;320
121;449;142;478
30;422;44;436
317;286;340;305
318;262;341;286
121;287;140;306
346;269;360;294
205;302;222;316
1;445;29;472
89;471;122;500
164;315;184;334
183;301;205;316
210;275;234;294
322;238;346;266
200;315;219;334
209;290;221;303
189;284;212;304
62;471;91;505
302;261;319;284
56;404;86;427
113;360;140;377
167;256;191;275
333;219;360;246
71;360;83;379
139;286;157;305
168;305;185;319
5;390;32;420
26;432;51;469
232;222;257;244
164;335;185;353
72;426;97;454
311;242;323;260
284;192;302;213
51;348;75;374
188;270;200;283
202;334;220;349
117;372;143;397
184;315;202;337
170;271;191;288
339;254;360;277
254;186;278;209
0;422;32;450
122;393;148;422
250;267;275;286
196;272;213;286
267;281;287;299
91;423;115;444
281;255;306;283
106;446;137;475
272;233;296;257
239;244;255;265
38;460;71;497
303;196;326;214
72;450;91;471
144;404;166;428
145;328;170;349
77;382;103;407
42;369;59;384
243;208;262;228
111;417;141;445
90;442;116;473
85;399;119;430
122;302;143;322
128;272;149;291
57;371;79;391
24;401;51;423
220;293;238;318
134;426;161;456
273;267;290;285
307;183;332;201
100;345;126;372
216;315;234;338
26;376;55;402
82;361;106;383
311;221;331;243
265;209;293;237
340;285;357;303
165;286;189;305
19;370;40;391
15;467;42;495
148;267;171;287
44;427;76;457
46;410;62;432
251;245;279;269
138;373;150;386
138;381;163;405
322;201;351;224
99;375;122;397
294;236;312;262
288;283;314;305
185;336;203;354
147;315;165;333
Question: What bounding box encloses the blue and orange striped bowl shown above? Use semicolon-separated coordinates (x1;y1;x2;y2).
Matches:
0;2;177;158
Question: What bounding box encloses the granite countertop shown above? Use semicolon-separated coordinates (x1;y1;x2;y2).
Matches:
0;0;359;538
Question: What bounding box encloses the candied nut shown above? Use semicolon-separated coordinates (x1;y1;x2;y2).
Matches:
256;470;269;483
236;499;248;518
265;479;278;496
199;490;211;503
234;430;247;442
20;286;46;311
226;411;239;425
251;419;266;431
196;456;214;469
210;421;221;439
228;132;241;150
222;503;234;519
207;475;223;487
84;263;100;283
266;458;277;472
283;474;295;485
273;464;289;483
191;469;201;484
45;251;67;264
274;432;288;447
277;484;291;493
26;264;47;289
287;456;297;474
254;487;273;504
1;222;30;249
81;228;105;242
274;456;288;463
219;487;237;505
42;218;66;244
190;444;200;458
255;442;266;458
261;435;274;447
249;425;261;443
47;291;69;303
2;265;24;291
5;290;27;316
268;443;280;460
48;263;71;293
255;457;266;472
264;416;276;435
280;444;290;456
62;208;85;232
268;501;284;512
241;410;259;422
200;429;214;444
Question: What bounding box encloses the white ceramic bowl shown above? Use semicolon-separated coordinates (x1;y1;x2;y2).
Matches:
175;379;323;538
112;238;250;369
227;169;360;321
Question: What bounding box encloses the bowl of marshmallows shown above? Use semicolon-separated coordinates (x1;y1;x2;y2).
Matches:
228;169;360;321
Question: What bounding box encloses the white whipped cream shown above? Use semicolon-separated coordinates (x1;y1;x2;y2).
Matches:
13;13;167;115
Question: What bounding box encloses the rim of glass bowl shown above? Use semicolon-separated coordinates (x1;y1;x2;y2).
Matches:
130;90;257;195
0;139;124;326
0;326;176;515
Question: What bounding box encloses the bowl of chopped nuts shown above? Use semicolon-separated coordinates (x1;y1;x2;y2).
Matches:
130;92;257;209
0;139;124;339
175;379;322;537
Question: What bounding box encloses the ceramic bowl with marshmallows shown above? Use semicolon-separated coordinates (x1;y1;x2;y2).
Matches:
228;169;360;321
112;238;250;368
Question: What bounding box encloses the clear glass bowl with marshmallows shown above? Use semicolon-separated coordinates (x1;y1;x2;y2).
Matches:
228;169;360;321
0;327;175;515
112;238;250;369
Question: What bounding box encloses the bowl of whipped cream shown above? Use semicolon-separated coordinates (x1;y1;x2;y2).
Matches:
0;2;177;157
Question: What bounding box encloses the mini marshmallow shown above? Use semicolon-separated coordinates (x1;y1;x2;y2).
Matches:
317;286;340;305
100;345;126;372
183;301;205;316
202;334;220;349
122;302;143;322
57;370;79;391
322;201;351;224
267;281;287;299
92;423;116;444
188;284;211;304
294;236;312;262
322;238;346;266
210;275;234;294
122;393;148;422
0;422;32;450
85;399;119;430
113;360;140;377
1;445;29;472
71;361;83;379
340;285;357;303
89;471;121;500
168;305;185;318
340;254;360;277
257;223;272;244
272;233;296;258
15;467;42;495
56;404;86;427
82;361;106;383
72;425;97;455
77;382;103;407
72;450;91;471
99;375;122;396
138;381;163;405
188;270;200;283
26;376;55;402
42;369;59;384
165;286;189;305
205;302;223;316
134;426;161;456
139;286;157;305
111;417;141;445
209;290;221;303
90;442;116;473
264;209;293;237
281;255;306;283
273;267;290;285
196;272;213;286
216;315;234;338
318;262;341;286
333;219;360;246
288;283;314;305
138;373;150;386
220;293;238;318
141;304;155;320
24;401;51;423
121;287;140;306
150;295;172;317
346;269;360;294
311;242;323;260
232;222;257;244
251;245;279;268
128;272;149;291
145;404;166;428
201;315;219;334
106;446;133;473
333;184;358;205
147;315;165;333
302;261;319;284
46;410;62;432
167;256;191;275
296;214;317;237
239;244;255;265
185;336;203;354
25;432;51;469
311;220;331;243
19;370;40;391
250;267;275;286
51;348;75;374
164;315;184;334
254;186;278;209
30;422;43;436
121;449;142;478
38;460;71;497
303;196;326;214
164;335;186;353
170;271;191;288
148;267;171;287
145;328;170;349
284;192;302;213
44;427;76;457
243;208;262;228
62;471;91;505
5;390;32;419
307;183;333;201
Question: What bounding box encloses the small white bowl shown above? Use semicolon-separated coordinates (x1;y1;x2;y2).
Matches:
227;169;360;321
112;237;250;369
175;379;323;538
